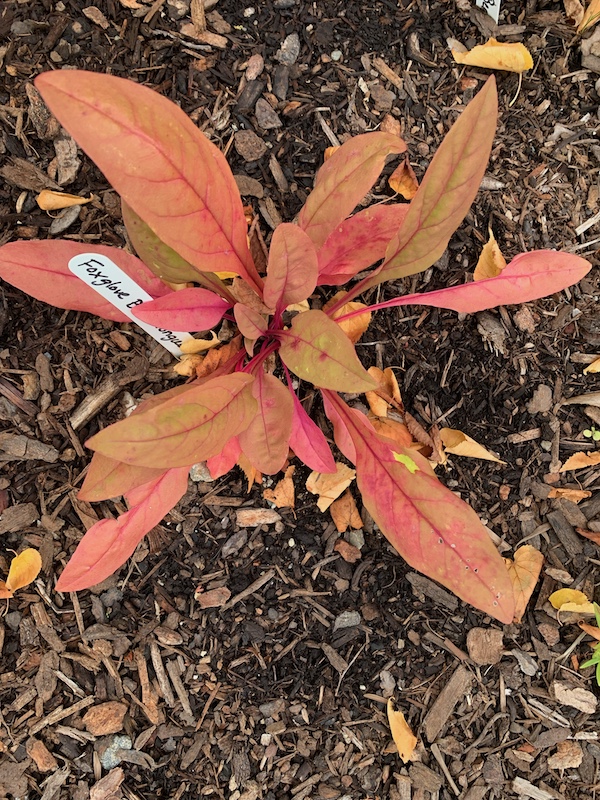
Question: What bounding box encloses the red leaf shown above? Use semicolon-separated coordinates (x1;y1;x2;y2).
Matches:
233;303;268;340
79;452;165;502
56;467;189;591
87;373;257;468
35;70;260;290
317;204;410;285
263;223;319;312
279;310;377;393
133;287;231;331
289;392;337;473
207;436;241;479
238;372;294;474
365;77;498;288
368;250;592;314
298;132;407;248
0;241;169;321
323;391;515;623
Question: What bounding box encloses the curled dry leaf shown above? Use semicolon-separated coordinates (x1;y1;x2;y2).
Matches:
388;156;419;199
387;698;417;763
564;0;585;26
583;357;600;374
576;526;600;545
36;189;93;211
329;489;362;533
0;548;42;598
560;451;600;472
503;545;544;624
439;427;506;464
324;293;372;343
366;366;403;417
452;38;534;73
548;487;592;503
474;228;506;281
263;465;295;509
579;0;600;32
306;462;356;512
549;588;596;614
179;331;220;354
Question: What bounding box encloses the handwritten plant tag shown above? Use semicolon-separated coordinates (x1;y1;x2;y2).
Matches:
69;253;194;356
476;0;501;24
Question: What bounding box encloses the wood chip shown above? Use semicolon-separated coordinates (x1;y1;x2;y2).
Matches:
0;502;39;534
235;508;281;527
26;737;59;772
423;664;473;742
466;627;504;665
371;56;404;90
547;740;583;770
552;680;597;713
321;643;348;674
194;586;231;608
83;702;128;735
512;777;554;800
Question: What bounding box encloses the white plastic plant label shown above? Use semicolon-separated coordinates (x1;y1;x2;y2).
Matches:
476;0;500;24
69;253;194;357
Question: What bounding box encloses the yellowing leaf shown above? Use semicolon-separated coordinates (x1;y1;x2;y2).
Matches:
583;357;600;374
387;699;417;763
474;228;507;281
324;145;340;161
237;452;262;492
388;156;419;200
548;487;592;503
370;415;413;449
306;462;356;512
324;293;372;343
329;489;362;533
578;0;600;32
452;38;533;73
179;331;219;354
36;190;93;211
173;354;203;376
393;452;419;473
263;465;295;509
504;545;544;624
0;549;42;598
439;427;506;464
215;271;238;279
560;451;600;472
549;588;596;614
286;299;310;314
365;367;403;417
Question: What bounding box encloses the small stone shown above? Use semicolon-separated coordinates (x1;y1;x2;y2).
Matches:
83;701;128;736
345;529;364;550
49;204;81;235
97;735;132;770
190;462;213;482
234;129;268;161
379;669;396;697
255;98;282;130
333;610;361;631
527;384;553;415
154;626;183;646
331;50;342;61
259;698;286;717
466;627;504;665
275;33;300;65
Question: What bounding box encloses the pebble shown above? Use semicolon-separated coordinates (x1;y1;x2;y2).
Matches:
97;735;132;770
345;529;364;550
190;462;213;482
331;50;342;61
49;205;80;235
5;611;21;631
275;33;300;65
333;610;362;631
234;129;268;161
255;98;282;130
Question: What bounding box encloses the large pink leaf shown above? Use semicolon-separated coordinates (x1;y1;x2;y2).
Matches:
35;70;260;290
87;373;256;468
79;452;165;502
207;436;241;479
133;287;231;331
289;392;336;473
238;372;294;474
363;77;498;289
56;467;189;591
298;132;407;248
263;223;319;312
322;391;515;623
317;204;410;285
0;241;169;321
233;303;268;340
364;250;592;315
279;310;377;393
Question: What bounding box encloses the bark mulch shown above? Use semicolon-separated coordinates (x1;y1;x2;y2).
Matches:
1;1;600;798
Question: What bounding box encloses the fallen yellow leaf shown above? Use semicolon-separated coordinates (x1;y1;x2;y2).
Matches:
578;0;600;32
36;190;93;211
474;228;507;281
179;331;220;354
560;451;600;472
369;415;413;449
439;427;506;464
324;146;340;161
548;487;592;503
329;489;362;533
387;699;417;763
549;588;596;614
306;462;356;512
583;357;600;374
0;548;42;598
324;294;372;343
388;156;419;200
504;545;544;624
263;466;295;509
452;38;533;73
237;453;262;492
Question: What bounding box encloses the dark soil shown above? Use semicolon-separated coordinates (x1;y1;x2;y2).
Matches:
1;1;600;799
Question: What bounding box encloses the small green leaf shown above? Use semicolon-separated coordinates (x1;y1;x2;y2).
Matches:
393;452;419;474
